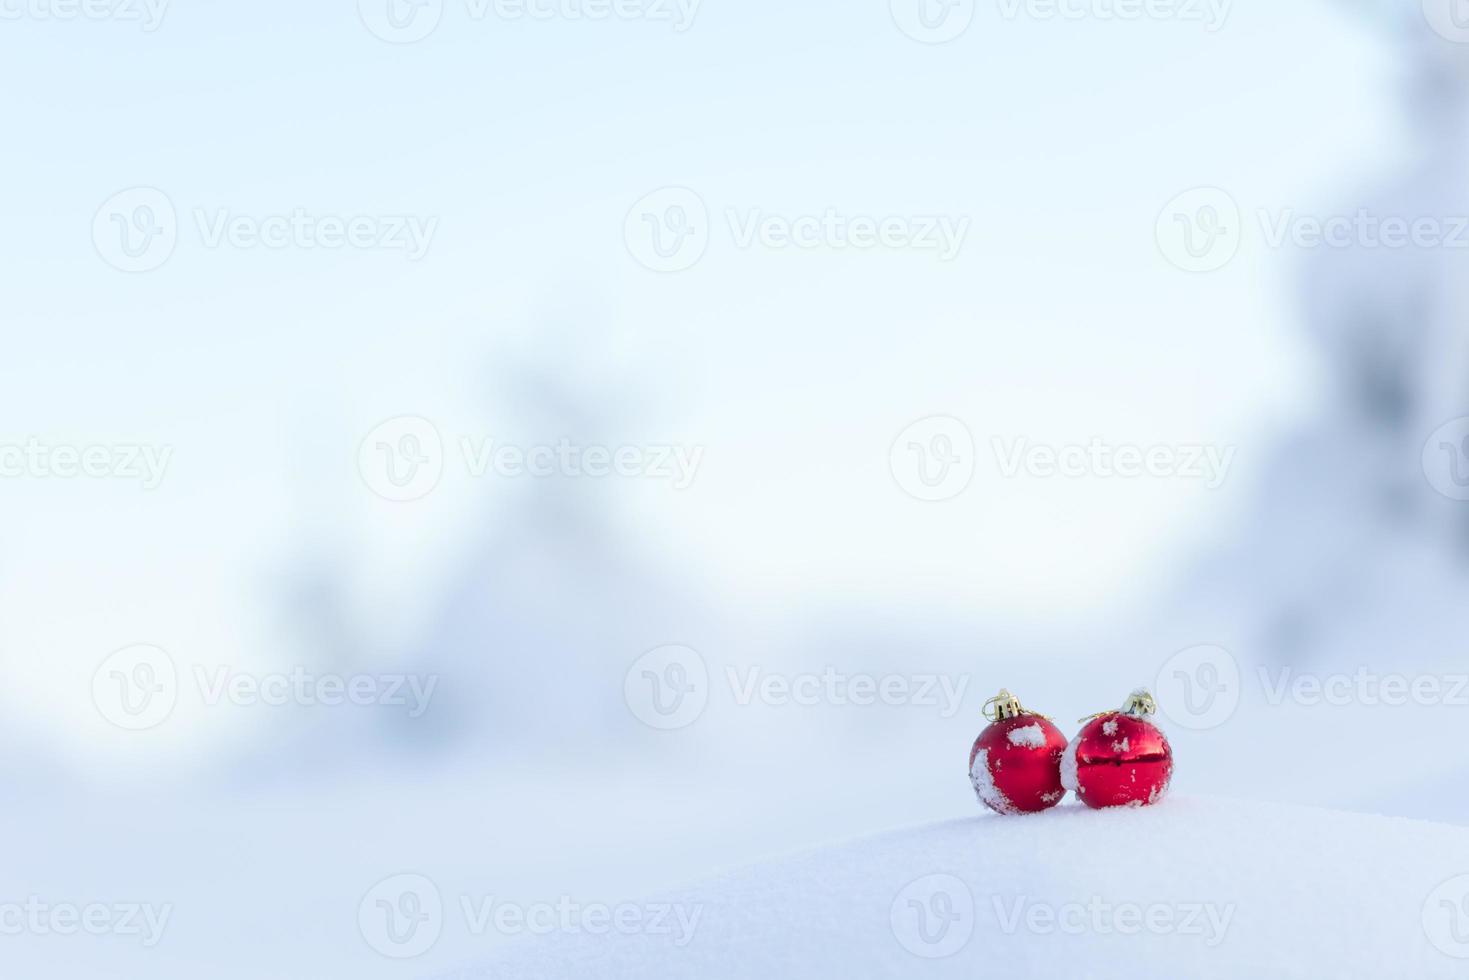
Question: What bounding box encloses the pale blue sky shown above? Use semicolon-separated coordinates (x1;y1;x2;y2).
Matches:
0;0;1412;759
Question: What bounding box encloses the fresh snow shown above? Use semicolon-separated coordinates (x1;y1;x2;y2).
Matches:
1006;723;1047;749
434;797;1469;980
968;748;1014;815
1060;735;1080;795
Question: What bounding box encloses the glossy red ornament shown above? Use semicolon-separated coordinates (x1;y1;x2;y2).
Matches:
1062;689;1173;809
968;689;1068;814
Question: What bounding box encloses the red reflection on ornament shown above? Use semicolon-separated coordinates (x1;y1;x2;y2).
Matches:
1068;712;1173;809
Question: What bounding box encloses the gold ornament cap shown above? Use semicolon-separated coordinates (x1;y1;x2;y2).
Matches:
983;688;1025;722
982;689;1052;723
1122;688;1157;717
1079;687;1158;723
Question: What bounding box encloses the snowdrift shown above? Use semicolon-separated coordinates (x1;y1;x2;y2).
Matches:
435;797;1469;980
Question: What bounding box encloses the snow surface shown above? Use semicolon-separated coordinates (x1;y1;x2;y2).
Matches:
433;797;1469;980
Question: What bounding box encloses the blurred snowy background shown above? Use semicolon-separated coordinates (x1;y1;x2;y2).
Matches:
2;0;1469;975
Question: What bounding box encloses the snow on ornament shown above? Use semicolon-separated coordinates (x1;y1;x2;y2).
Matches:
968;689;1068;815
1062;688;1174;809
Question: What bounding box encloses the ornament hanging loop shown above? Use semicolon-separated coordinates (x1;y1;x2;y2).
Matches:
983;689;1024;722
983;688;1053;723
1078;687;1158;724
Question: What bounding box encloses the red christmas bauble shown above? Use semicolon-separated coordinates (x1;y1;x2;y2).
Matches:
969;712;1068;814
1062;709;1173;809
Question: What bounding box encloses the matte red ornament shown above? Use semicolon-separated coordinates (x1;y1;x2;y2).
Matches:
1062;689;1173;809
968;689;1068;815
